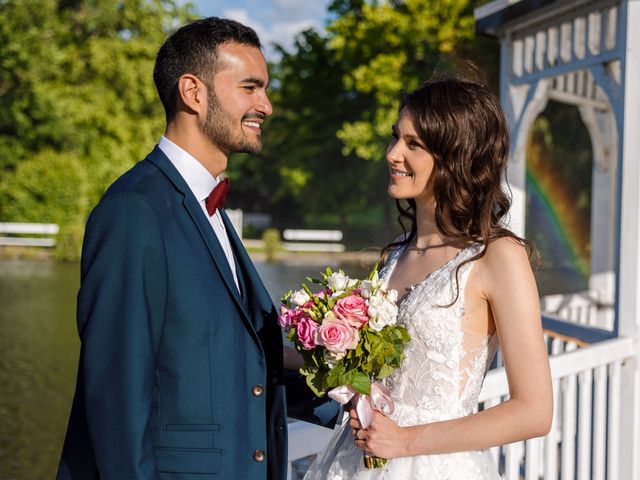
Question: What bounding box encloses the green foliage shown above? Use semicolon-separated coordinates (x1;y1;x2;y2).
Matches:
261;228;281;262
0;0;196;256
327;0;493;163
0;150;88;227
54;222;85;261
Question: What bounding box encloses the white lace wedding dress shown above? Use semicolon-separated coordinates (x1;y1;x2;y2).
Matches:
304;243;501;480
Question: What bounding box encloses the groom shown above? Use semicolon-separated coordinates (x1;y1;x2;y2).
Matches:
57;17;287;480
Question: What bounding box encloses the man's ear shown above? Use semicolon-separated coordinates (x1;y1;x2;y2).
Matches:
176;74;206;115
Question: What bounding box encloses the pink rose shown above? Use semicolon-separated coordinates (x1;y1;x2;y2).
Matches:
279;305;306;329
296;316;319;349
333;294;369;328
314;316;359;353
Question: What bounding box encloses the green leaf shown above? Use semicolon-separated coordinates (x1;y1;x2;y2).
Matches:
351;371;371;395
281;290;293;304
303;368;326;397
326;363;346;387
377;363;394;379
368;262;379;280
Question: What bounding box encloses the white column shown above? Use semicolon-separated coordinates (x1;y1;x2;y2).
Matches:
505;80;550;237
616;0;640;477
579;104;617;329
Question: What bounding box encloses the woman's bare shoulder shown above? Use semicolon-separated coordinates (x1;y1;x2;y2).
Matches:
477;237;534;292
482;236;530;265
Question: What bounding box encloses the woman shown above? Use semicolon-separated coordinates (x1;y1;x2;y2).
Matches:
304;76;552;479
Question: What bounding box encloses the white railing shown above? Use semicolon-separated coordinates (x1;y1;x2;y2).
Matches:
541;290;615;330
0;222;59;247
479;336;637;480
282;229;346;253
287;336;638;479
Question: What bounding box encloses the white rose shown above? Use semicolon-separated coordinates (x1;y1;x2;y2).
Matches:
327;271;350;292
360;280;372;298
385;288;398;304
323;350;346;369
367;294;399;331
291;289;311;306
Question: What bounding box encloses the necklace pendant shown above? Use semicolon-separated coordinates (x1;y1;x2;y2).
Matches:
416;248;426;256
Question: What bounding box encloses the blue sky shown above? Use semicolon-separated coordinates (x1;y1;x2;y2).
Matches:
184;0;333;58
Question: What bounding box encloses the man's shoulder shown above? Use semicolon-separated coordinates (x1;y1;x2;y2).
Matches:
103;154;165;199
87;149;179;224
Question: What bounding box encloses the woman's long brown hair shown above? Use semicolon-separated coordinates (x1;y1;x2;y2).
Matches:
381;77;537;305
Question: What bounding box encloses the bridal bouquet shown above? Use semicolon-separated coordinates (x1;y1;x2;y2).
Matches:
279;266;410;468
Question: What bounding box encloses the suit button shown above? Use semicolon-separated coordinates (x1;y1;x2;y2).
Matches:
253;449;265;462
252;384;265;397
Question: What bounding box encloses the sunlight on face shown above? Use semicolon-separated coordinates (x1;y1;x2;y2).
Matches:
203;42;273;155
386;108;436;206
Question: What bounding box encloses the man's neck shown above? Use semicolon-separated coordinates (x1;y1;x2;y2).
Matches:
164;124;227;177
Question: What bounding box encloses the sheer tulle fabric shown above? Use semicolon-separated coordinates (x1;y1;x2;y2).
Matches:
304;243;501;480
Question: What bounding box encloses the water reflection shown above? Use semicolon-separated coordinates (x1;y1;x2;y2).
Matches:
0;257;370;479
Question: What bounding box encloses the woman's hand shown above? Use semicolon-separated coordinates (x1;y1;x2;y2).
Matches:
349;408;414;459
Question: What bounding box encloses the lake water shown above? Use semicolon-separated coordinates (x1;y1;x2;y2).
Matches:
0;257;369;480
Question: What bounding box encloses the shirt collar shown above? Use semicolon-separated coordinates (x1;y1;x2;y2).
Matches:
158;135;219;202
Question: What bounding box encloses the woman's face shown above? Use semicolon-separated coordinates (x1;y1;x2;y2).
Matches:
386;108;436;205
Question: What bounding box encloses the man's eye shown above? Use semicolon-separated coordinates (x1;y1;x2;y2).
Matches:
242;85;256;92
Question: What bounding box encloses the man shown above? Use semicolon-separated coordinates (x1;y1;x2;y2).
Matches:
57;18;286;480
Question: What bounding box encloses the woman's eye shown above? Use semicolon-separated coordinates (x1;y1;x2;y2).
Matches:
408;141;421;150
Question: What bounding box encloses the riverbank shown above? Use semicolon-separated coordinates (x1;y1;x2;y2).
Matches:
0;244;382;266
0;245;53;261
246;248;380;266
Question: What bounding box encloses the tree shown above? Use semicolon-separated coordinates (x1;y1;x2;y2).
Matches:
0;0;195;259
327;0;496;164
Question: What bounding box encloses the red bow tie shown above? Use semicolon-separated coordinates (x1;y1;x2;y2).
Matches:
206;178;230;215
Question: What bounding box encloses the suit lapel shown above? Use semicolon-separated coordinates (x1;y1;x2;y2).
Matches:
146;147;255;328
219;209;276;319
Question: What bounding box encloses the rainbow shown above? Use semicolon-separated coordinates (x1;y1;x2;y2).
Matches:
526;169;589;279
525;162;590;282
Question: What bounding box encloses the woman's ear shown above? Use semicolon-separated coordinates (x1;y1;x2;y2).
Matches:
176;73;206;115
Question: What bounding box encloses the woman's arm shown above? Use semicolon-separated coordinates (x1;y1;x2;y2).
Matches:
352;237;553;458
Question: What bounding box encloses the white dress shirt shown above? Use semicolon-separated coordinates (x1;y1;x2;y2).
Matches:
158;136;240;293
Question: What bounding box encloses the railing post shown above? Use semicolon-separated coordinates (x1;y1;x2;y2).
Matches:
617;1;640;477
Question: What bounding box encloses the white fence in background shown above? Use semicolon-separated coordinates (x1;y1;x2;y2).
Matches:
0;222;59;247
282;229;345;253
541;290;615;331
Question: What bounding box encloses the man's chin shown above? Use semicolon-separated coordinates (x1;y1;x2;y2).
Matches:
234;141;262;155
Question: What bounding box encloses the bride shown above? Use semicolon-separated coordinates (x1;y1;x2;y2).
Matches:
304;75;552;479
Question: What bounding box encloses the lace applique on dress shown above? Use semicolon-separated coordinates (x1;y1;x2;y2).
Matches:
305;243;501;480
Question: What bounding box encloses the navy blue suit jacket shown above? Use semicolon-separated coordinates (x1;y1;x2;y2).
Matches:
57;147;287;479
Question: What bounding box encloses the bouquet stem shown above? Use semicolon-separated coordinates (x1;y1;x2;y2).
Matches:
363;453;387;469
